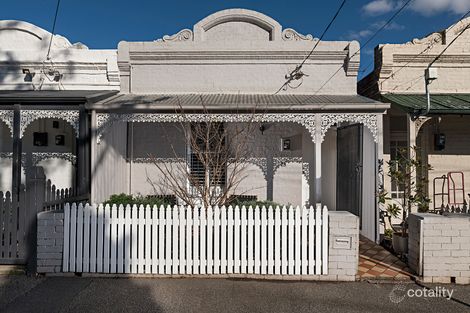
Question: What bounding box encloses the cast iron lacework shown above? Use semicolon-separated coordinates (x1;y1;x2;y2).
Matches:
132;157;185;164
320;113;379;143
0;110;14;137
31;152;76;166
20;110;80;138
273;157;309;181
96;113;317;144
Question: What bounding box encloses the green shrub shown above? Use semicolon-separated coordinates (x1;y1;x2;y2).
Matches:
104;193;171;207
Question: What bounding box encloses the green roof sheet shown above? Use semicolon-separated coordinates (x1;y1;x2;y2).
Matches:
381;94;470;114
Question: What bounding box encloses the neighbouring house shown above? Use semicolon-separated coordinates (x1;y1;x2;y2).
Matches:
358;17;470;217
0;9;388;242
0;20;119;195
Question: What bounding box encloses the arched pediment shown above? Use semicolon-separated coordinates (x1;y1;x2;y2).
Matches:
156;9;314;43
0;20;87;50
194;9;282;42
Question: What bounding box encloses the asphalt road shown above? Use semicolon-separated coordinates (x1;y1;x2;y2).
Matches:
1;275;470;313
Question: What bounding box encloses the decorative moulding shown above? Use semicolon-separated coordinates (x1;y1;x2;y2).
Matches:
320;113;379;143
96;113;317;144
405;32;443;45
156;29;193;42
20;110;80;138
0;110;14;137
281;28;314;41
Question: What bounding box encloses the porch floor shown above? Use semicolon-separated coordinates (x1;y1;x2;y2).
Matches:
358;236;413;280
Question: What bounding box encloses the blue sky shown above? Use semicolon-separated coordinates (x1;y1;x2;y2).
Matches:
1;0;469;79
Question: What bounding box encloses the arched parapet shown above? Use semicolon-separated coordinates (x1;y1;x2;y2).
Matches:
320;113;380;143
0;20;87;51
193;9;283;42
20;110;80;138
0;110;14;137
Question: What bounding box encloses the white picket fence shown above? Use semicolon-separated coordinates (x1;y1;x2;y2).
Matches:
63;203;329;276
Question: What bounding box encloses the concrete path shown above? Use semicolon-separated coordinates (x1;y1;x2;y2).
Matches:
1;275;469;313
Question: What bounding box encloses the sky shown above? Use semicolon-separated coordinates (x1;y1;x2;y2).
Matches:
1;0;469;79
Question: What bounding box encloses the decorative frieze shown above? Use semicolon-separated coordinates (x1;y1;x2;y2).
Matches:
0;110;14;137
96;113;317;144
320;113;379;143
31;152;76;166
20;110;80;138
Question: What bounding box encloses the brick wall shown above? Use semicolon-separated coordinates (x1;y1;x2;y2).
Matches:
327;211;359;281
408;213;470;284
37;211;64;273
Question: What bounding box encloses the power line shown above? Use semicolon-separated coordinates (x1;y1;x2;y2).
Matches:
46;0;62;60
275;0;347;94
360;8;470;99
311;0;414;96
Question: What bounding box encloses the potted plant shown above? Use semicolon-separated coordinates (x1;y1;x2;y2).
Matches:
381;146;431;254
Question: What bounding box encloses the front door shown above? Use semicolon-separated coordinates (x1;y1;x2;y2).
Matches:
336;124;363;221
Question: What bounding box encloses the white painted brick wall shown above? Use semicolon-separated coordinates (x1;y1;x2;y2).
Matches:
37;211;64;274
408;213;470;284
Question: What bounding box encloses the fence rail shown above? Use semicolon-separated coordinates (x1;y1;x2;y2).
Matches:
63;203;329;276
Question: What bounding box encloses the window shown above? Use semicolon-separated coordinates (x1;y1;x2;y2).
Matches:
188;122;226;187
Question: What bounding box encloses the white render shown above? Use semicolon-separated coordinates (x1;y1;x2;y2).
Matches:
0;20;119;91
118;9;359;95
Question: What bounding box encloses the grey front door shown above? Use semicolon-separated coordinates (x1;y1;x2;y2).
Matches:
336;124;363;221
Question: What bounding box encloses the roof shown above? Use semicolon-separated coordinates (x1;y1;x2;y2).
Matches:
88;93;388;112
0;90;118;104
382;94;470;115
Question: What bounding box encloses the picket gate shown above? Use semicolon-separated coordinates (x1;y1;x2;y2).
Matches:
63;203;328;276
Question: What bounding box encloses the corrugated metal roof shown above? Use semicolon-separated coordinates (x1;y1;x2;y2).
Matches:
89;93;385;112
382;94;470;114
0;90;118;103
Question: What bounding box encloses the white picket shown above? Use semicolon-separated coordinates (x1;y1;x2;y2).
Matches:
70;203;77;272
62;203;329;278
103;205;111;273
145;205;151;273
172;206;179;274
158;205;165;274
267;206;274;275
206;206;213;274
200;207;206;275
288;206;294;275
83;204;91;272
274;206;281;275
315;203;321;275
301;206;308;275
186;206;193;274
213;206;220;274
247;206;253;274
260;206;267;275
124;204;131;274
117;204;124;274
234;206;240;274
254;206;260;274
308;206;315;275
152;205;159;274
193;207;200;274
220;206;227;274
322;206;329;275
240;206;247;274
179;206;186;274
165;206;172;274
281;206;287;275
110;205;117;273
227;206;234;274
96;204;104;272
63;204;70;272
131;204;138;274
